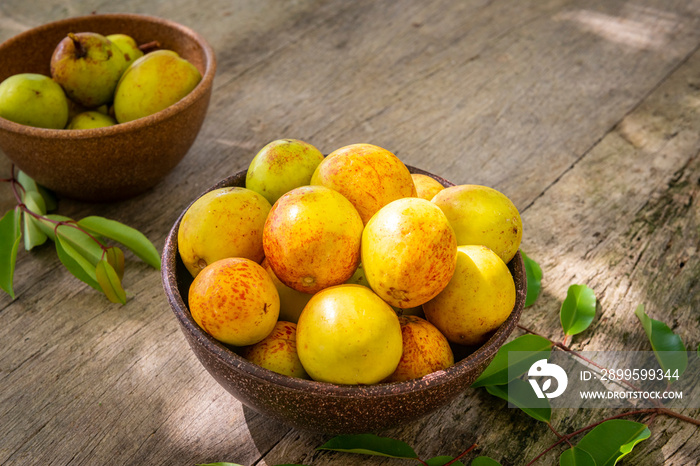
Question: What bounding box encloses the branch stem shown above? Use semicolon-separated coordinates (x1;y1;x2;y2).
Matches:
516;324;700;464
441;443;477;466
5;165;108;256
524;409;657;466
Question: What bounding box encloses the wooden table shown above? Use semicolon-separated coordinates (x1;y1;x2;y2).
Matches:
1;1;699;464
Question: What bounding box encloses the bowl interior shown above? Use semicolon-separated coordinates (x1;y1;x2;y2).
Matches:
163;167;526;399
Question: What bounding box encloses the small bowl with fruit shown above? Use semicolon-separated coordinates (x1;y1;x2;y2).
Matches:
162;140;526;434
0;13;216;201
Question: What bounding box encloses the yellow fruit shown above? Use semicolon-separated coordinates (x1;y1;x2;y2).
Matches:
242;321;309;379
423;245;515;346
362;197;457;308
411;173;445;201
296;284;403;384
188;258;280;346
385;315;454;382
261;258;312;324
310;143;417;224
432;184;522;263
263;185;363;293
178;187;271;277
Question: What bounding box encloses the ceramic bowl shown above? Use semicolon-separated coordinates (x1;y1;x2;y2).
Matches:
0;13;216;202
162;167;526;434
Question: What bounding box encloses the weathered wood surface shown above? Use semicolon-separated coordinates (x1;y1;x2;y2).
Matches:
1;0;699;464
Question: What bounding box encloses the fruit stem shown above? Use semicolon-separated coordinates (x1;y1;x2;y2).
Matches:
6;164;109;255
138;40;161;54
68;32;87;59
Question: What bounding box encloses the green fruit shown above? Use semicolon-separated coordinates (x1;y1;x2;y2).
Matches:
246;139;325;205
67;111;117;129
0;73;68;129
113;50;202;123
50;32;128;108
66;97;88;120
106;34;144;65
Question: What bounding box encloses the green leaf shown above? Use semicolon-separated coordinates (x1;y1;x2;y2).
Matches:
521;251;542;307
55;233;101;291
576;419;650;466
635;304;688;378
17;170;39;193
560;284;596;336
105;246;125;280
78;216;161;269
17;171;57;211
37;186;58;212
471;334;552;387
318;434;417;459
96;259;127;304
23;214;48;251
485;379;551;423
0;208;22;299
36;215;106;265
22;186;46;214
35;214;69;242
559;447;596;466
427;456;465;466
22;191;48;250
471;457;502;466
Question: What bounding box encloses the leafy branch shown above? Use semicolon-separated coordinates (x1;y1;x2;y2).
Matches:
468;253;699;465
0;166;160;303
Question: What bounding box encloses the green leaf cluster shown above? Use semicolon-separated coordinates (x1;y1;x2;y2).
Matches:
471;256;668;465
0;172;160;303
470;333;553;423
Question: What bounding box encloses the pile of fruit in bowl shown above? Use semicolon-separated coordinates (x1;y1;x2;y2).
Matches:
0;30;201;130
0;14;216;201
162;139;526;433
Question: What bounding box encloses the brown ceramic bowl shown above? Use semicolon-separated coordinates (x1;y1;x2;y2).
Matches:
162;167;526;434
0;13;216;202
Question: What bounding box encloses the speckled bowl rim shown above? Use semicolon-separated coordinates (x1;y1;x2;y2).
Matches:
163;167;525;399
0;13;216;139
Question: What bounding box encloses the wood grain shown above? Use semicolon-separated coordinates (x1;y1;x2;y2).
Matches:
1;0;699;465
